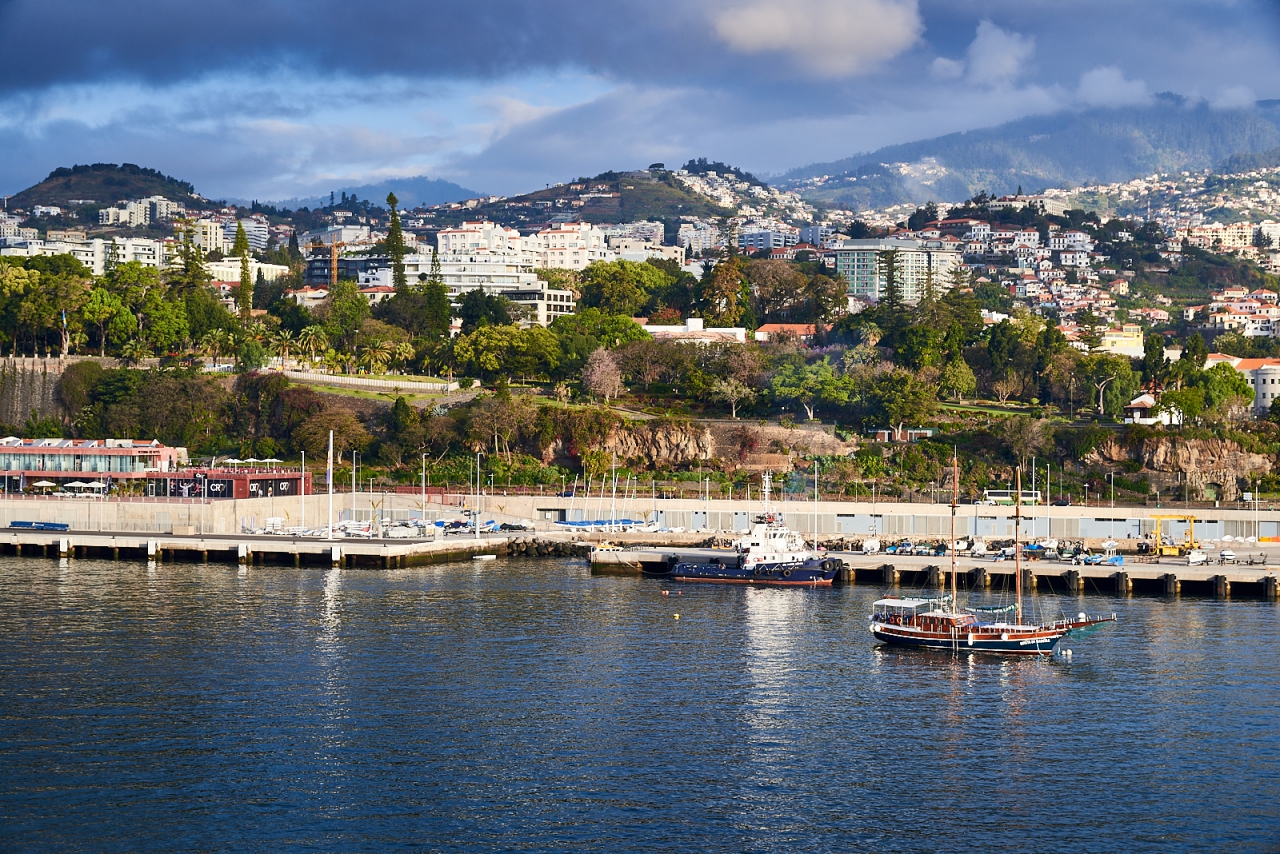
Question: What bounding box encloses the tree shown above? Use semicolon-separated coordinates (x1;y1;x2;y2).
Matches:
82;287;124;356
232;220;250;257
770;359;839;421
868;368;937;437
711;377;756;418
938;355;977;401
579;260;665;316
997;416;1052;469
169;218;212;293
582;347;624;402
1158;387;1205;425
297;325;329;364
805;274;847;324
986;319;1020;379
1082;353;1139;418
1181;332;1209;371
325;279;370;349
745;260;806;320
237;251;253;323
385;192;406;291
1142;333;1170;387
701;255;745;326
876;249;904;335
293;407;371;458
457;289;513;333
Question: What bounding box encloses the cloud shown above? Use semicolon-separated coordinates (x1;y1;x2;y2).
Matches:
965;20;1034;86
1212;85;1257;109
930;57;965;80
1076;66;1151;107
712;0;923;76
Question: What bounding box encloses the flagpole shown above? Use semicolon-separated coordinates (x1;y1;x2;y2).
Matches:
326;431;334;540
300;450;305;532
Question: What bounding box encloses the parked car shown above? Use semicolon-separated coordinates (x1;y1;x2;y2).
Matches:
1052;499;1072;507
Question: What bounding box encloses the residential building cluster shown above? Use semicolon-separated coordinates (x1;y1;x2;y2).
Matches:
294;220;696;328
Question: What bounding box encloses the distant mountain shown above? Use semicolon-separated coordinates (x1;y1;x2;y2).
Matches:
259;175;482;211
9;163;205;210
781;97;1280;210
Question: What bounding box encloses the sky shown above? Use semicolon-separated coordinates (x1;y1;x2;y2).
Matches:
1;0;1279;202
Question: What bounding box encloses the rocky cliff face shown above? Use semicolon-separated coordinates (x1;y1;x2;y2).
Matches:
600;421;715;468
539;420;715;469
1086;435;1272;501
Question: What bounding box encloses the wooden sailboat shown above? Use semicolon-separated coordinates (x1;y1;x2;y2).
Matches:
869;464;1117;655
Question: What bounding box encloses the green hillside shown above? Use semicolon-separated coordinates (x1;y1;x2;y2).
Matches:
782;98;1280;209
9;163;204;210
430;168;734;236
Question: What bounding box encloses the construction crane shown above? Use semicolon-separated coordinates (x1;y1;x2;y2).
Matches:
1150;514;1200;556
310;239;347;288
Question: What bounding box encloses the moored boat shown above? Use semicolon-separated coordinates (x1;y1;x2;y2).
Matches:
645;473;842;586
868;460;1116;655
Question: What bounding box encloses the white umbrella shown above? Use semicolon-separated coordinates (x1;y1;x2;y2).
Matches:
32;480;56;488
83;481;106;489
63;481;89;489
244;458;261;465
1222;534;1234;543
261;458;281;463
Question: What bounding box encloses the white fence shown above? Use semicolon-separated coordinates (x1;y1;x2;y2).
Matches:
284;371;459;393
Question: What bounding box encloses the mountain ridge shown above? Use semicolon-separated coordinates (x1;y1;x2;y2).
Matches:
781;99;1280;210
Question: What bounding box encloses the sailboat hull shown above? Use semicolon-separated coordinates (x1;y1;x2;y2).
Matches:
871;624;1065;654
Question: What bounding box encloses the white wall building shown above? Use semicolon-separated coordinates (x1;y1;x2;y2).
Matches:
206;258;290;282
831;238;963;303
222;216;270;253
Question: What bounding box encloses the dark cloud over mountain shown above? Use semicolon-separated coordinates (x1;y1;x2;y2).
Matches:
0;1;1278;199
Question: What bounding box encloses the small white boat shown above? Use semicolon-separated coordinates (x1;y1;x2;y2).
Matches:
473;554;498;561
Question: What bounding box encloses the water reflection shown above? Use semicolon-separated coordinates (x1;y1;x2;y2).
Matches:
0;557;1277;852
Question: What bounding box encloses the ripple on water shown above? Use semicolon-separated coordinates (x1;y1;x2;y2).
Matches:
0;556;1278;852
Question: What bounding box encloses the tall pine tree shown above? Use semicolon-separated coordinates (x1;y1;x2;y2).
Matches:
386;192;406;291
234;221;252;322
876;249;904;341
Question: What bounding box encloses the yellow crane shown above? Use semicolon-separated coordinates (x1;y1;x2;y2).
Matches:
1150;514;1200;555
311;239;347;288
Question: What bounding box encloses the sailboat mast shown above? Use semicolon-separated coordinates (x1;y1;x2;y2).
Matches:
951;453;958;613
1015;467;1023;624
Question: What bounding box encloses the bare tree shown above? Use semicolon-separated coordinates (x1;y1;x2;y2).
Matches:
582;348;624;402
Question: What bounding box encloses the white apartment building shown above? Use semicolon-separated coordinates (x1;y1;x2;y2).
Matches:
531;222;612;270
190;219;227;254
206;258;290;282
436;221;523;254
0;237;172;276
831;238;963;303
98;196;184;227
601;221;665;244
298;224;373;248
609;238;685;263
360;251;577;327
222;216;270;253
677;220;724;254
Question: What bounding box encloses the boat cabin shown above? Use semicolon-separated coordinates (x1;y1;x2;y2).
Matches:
870;597;977;630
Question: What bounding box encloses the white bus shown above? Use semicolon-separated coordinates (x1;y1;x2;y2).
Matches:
981;489;1041;506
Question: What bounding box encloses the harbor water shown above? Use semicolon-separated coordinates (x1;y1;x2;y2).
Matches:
1;555;1277;852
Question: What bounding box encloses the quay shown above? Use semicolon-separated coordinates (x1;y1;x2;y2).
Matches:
0;528;523;568
589;543;1280;598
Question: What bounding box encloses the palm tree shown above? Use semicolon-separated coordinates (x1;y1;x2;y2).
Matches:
199;329;229;361
120;338;149;366
359;340;394;374
393;341;416;373
297;325;328;366
269;329;296;368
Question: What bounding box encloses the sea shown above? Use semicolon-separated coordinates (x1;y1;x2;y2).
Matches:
1;555;1277;853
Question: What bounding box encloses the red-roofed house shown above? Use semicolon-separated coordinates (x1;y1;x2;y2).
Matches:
755;323;818;343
